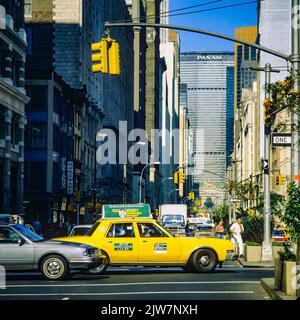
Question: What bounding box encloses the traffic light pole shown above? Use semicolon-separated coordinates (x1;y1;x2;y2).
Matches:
252;64;280;261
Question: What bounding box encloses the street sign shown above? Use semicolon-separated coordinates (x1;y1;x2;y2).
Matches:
102;204;152;219
272;133;292;147
228;198;241;203
262;159;269;174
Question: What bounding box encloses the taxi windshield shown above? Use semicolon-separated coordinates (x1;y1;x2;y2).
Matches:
86;222;100;236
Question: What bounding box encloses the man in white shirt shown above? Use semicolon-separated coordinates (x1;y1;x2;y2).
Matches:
230;215;244;258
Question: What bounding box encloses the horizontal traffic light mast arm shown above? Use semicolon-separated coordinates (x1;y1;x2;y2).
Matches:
104;22;290;61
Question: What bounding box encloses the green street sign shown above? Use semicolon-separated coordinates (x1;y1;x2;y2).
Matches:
102;204;151;219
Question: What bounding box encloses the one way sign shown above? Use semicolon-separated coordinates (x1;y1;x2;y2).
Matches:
262;159;269;174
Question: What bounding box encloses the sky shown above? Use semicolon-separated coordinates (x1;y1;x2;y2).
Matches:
169;0;258;52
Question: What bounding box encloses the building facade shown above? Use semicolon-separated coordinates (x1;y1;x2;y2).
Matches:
0;0;30;215
258;0;292;196
24;0;134;223
180;52;234;189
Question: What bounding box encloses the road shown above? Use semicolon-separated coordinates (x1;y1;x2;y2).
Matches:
0;261;272;300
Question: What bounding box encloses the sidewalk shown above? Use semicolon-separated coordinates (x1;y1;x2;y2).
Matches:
237;258;274;268
261;278;298;300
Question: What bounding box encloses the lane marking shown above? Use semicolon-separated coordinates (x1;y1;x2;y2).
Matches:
4;281;261;288
0;291;255;297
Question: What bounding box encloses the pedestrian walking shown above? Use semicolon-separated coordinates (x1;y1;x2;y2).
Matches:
215;219;225;239
32;217;42;235
230;215;244;259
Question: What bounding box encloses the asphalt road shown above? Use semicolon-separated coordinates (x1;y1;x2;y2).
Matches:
0;261;273;300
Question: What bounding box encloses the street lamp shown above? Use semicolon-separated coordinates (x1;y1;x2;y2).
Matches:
168;188;180;203
139;162;160;203
161;176;173;183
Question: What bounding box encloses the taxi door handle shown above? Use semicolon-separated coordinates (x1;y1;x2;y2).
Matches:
142;240;148;243
107;241;113;244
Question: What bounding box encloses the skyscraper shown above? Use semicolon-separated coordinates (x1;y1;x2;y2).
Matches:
180;52;234;187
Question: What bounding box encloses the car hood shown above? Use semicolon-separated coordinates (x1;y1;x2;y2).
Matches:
51;236;97;247
37;239;94;249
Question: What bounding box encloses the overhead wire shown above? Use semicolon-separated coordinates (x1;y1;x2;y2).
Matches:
113;0;264;24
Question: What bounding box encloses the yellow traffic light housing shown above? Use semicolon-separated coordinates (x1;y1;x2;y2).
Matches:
263;98;273;127
179;171;186;184
275;176;280;186
91;40;108;73
174;171;179;184
280;175;285;185
108;40;120;75
188;192;195;200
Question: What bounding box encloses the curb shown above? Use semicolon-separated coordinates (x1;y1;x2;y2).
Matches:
237;258;274;268
261;278;297;300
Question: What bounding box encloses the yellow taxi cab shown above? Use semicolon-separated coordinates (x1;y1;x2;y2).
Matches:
54;215;234;273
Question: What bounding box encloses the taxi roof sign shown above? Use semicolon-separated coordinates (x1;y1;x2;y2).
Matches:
102;204;152;219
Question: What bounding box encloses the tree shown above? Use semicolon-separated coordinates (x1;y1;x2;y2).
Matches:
281;182;300;296
211;204;229;231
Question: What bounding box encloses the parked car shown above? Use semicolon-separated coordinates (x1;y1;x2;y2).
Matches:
69;225;93;237
54;217;234;273
0;224;105;280
0;214;14;224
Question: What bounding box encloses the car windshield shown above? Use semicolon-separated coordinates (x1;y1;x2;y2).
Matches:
13;224;44;242
162;215;184;224
72;227;91;236
86;222;100;236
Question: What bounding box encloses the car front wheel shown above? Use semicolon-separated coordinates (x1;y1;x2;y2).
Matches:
86;252;109;275
190;249;217;273
41;255;68;280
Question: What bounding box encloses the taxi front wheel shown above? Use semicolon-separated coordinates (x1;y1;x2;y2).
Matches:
86;253;109;275
191;249;217;273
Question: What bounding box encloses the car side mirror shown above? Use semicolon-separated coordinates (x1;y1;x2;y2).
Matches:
18;238;26;246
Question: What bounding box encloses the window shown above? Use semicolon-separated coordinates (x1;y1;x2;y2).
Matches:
25;0;32;17
0;109;5;139
30;162;46;190
137;223;168;238
31;123;46;147
244;45;249;61
28;86;47;110
0;227;21;244
251;47;257;61
107;223;135;238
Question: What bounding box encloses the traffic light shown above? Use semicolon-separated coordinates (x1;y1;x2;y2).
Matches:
280;175;285;185
108;39;120;75
174;171;179;184
275;176;280;186
263;98;273;127
91;40;108;73
179;171;186;184
188;192;195;200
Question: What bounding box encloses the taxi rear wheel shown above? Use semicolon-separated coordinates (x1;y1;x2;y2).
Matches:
191;249;217;273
